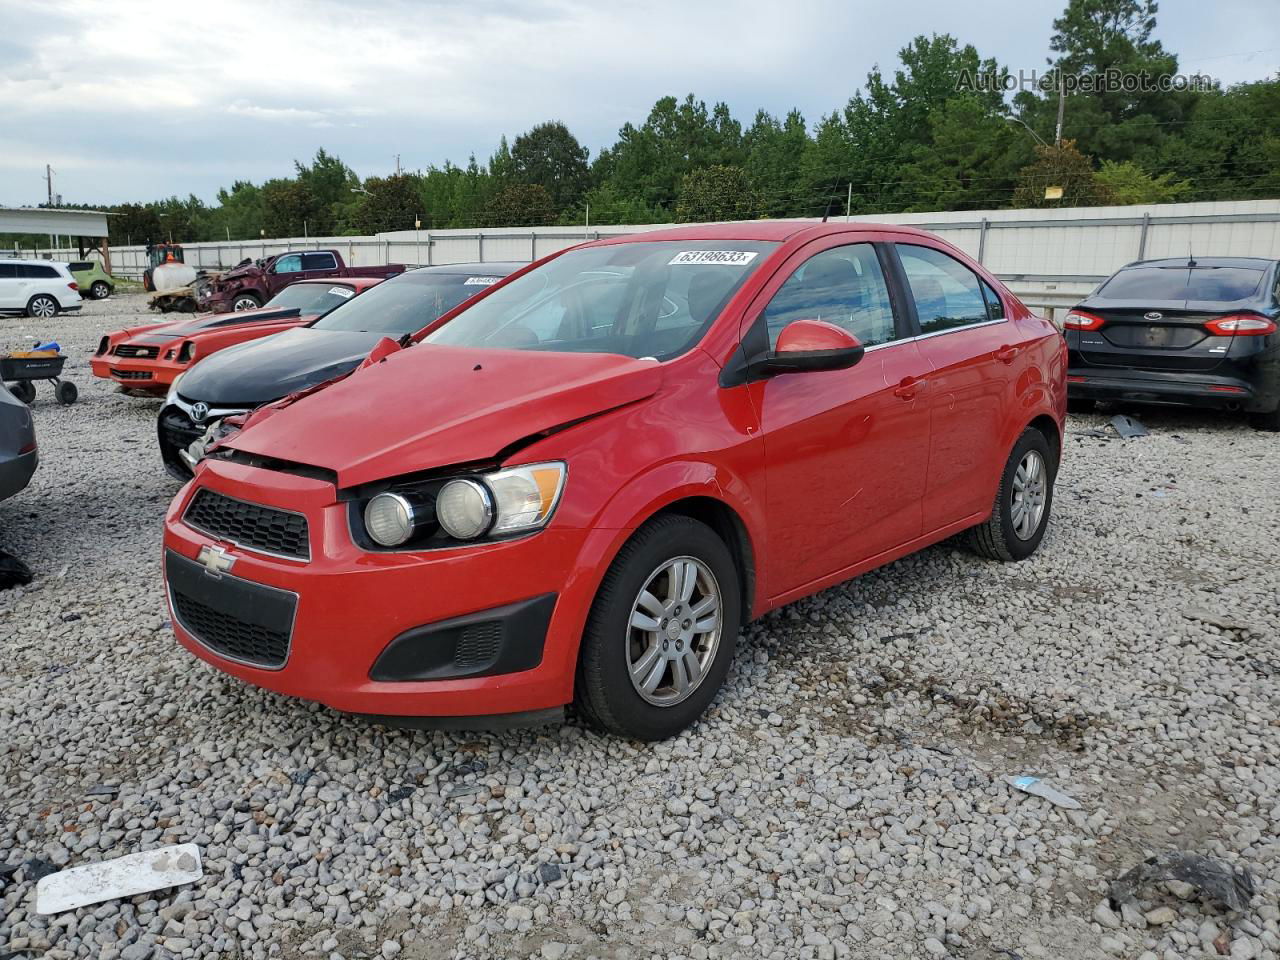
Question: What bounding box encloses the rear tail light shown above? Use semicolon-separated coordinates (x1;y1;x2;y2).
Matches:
1203;314;1276;337
67;281;78;291
1063;310;1105;331
1209;385;1248;394
18;441;37;455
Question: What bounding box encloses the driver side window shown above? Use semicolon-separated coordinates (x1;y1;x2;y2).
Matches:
762;244;898;349
274;254;302;274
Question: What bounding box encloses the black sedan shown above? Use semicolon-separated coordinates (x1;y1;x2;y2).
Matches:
1065;257;1280;430
157;262;522;478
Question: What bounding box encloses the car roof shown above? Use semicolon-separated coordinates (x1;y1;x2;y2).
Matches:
1124;256;1278;269
591;220;947;246
0;258;68;266
408;262;524;276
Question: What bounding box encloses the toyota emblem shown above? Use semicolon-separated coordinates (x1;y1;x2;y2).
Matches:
191;402;209;423
1144;311;1163;321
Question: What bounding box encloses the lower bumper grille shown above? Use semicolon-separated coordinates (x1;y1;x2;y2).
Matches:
166;549;296;669
159;409;204;454
111;369;154;380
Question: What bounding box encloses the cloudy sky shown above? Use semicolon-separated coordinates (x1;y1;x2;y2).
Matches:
1;0;1277;206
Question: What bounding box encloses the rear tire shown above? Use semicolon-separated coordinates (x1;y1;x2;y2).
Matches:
968;427;1055;562
9;381;36;404
90;281;111;300
26;295;58;319
1249;407;1280;432
575;514;741;741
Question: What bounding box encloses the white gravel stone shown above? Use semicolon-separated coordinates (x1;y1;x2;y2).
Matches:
1;294;1278;960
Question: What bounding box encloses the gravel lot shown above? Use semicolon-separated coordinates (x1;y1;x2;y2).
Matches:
1;293;1278;960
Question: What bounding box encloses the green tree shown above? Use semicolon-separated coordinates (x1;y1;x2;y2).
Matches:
293;148;358;233
1013;139;1115;206
484;183;554;227
1095;159;1189;202
675;166;761;223
260;179;318;237
353;174;422;233
742;109;809;216
510;121;590;213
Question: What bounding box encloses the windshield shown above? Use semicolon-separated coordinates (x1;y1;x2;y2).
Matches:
1099;266;1265;303
425;241;777;359
266;283;357;315
312;271;506;335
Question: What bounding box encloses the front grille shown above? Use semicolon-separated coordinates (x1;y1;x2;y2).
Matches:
172;590;290;668
111;369;153;380
454;622;503;670
183;489;310;560
159;408;204;451
113;344;159;359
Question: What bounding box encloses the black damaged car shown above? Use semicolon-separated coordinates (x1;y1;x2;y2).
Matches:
1065;257;1280;430
157;262;522;478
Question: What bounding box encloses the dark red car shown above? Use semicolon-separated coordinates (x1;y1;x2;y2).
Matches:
162;222;1066;740
92;277;384;393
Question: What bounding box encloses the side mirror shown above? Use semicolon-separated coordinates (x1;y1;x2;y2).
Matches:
752;319;865;377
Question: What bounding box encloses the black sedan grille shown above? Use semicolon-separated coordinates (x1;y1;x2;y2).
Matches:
172;591;291;668
183;489;310;560
113;344;160;359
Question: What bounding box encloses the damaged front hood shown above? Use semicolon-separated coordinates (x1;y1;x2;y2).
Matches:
225;344;663;487
178;328;381;406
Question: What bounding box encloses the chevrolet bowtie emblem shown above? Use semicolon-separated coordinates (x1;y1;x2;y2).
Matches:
197;544;235;578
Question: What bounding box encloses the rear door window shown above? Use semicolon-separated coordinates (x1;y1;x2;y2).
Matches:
896;244;990;335
302;252;338;271
0;263;19;279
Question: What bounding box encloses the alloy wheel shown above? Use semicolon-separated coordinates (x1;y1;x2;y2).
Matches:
1010;449;1047;540
626;556;722;707
31;297;56;318
233;298;258;311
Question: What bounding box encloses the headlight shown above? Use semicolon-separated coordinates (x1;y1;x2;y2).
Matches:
177;341;196;363
361;461;566;549
437;479;493;540
364;492;430;547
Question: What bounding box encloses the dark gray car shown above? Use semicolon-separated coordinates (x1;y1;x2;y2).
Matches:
0;384;38;501
157;262;523;478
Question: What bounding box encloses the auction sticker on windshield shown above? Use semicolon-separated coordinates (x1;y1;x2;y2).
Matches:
328;286;355;298
464;276;503;286
668;250;759;266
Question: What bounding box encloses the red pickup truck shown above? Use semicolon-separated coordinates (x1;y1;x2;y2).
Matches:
200;249;405;313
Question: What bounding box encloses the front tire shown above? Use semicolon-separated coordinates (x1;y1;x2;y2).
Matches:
26;295;58;319
575;514;741;741
968;427;1056;562
232;293;261;311
90;281;111;300
9;381;36;404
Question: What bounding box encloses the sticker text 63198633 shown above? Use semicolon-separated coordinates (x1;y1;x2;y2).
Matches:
668;251;759;266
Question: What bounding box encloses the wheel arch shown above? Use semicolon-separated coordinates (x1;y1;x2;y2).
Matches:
1027;413;1062;475
647;496;756;627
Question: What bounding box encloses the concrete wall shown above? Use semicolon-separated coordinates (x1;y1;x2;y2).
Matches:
27;199;1280;317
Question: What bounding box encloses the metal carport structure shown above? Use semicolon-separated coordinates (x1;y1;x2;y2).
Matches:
0;207;113;271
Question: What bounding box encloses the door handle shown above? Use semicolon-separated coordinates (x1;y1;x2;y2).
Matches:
893;376;926;400
995;344;1020;365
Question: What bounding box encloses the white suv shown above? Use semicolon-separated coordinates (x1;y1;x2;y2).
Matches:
0;259;83;318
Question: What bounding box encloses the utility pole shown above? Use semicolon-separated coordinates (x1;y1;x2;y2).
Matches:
584;202;590;240
1054;70;1065;147
845;183;852;222
45;164;54;206
394;154;402;176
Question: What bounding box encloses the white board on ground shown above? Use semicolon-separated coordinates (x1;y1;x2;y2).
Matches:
35;844;203;914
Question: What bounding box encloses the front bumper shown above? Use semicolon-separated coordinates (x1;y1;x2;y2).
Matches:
157;399;252;481
162;458;600;719
0;448;38;502
91;354;188;389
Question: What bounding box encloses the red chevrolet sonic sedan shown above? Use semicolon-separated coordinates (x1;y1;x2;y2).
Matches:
162;222;1066;740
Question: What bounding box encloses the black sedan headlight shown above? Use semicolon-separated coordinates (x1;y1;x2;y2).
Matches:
358;462;566;549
